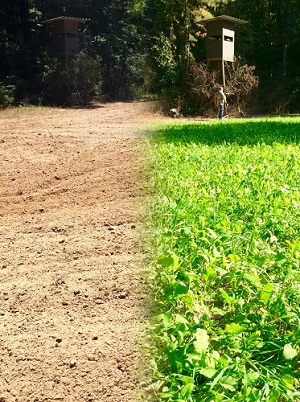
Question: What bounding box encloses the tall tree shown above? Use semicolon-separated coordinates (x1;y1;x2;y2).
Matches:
98;0;144;99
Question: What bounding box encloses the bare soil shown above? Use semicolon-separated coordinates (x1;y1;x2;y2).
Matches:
0;101;169;402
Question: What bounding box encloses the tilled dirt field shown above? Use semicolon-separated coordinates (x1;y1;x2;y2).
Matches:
0;101;168;402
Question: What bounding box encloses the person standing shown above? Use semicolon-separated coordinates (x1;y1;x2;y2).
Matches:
215;86;227;120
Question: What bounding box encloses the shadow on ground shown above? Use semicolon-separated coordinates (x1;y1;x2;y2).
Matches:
153;118;300;146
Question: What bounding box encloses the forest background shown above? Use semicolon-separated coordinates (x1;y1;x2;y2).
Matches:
1;0;300;116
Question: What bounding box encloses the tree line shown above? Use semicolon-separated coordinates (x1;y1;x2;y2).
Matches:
0;0;300;115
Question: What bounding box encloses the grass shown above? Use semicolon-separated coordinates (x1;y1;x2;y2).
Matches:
0;104;58;118
144;117;300;401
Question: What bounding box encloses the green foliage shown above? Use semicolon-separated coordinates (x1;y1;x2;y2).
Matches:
145;117;300;401
90;0;147;100
39;56;69;105
145;0;202;104
68;51;102;104
39;51;102;106
0;82;15;107
151;33;181;99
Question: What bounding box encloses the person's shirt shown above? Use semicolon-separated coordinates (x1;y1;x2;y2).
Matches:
216;90;227;106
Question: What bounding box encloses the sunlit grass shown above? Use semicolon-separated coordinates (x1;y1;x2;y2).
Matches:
0;104;58;118
145;117;300;401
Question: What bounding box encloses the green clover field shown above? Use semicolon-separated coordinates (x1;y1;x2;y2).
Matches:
145;117;300;402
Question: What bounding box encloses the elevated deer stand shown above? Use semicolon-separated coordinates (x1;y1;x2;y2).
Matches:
43;16;86;72
201;15;246;88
